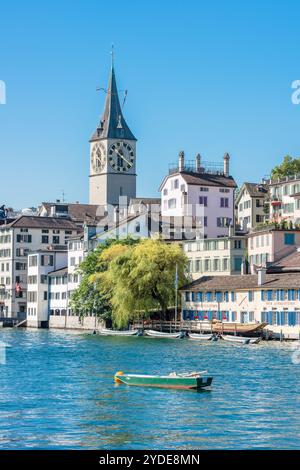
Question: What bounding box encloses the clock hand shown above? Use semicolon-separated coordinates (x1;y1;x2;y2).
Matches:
115;149;132;167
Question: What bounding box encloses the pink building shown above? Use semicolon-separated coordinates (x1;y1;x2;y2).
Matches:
248;228;300;271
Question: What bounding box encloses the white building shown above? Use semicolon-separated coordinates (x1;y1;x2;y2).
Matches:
159;152;237;238
0;216;79;318
181;271;300;339
67;235;84;313
236;182;268;231
184;233;246;279
48;268;68;318
268;174;300;224
27;249;68;328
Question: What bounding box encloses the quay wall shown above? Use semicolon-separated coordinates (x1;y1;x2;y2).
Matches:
48;315;104;331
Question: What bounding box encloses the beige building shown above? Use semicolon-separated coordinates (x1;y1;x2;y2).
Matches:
236;182;268;231
183;234;246;279
181;271;300;339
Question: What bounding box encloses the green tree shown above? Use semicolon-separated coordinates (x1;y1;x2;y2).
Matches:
271;155;300;179
95;239;188;328
70;237;138;320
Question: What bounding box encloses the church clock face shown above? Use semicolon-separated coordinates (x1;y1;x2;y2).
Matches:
108;141;135;172
91;142;106;173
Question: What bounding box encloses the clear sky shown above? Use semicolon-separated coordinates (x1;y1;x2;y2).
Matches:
1;0;300;209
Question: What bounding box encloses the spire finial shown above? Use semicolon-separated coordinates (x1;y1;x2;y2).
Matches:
110;44;115;68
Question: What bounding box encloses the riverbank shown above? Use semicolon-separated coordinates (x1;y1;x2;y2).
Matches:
0;328;300;449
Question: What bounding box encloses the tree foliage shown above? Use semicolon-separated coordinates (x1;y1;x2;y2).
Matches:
271;155;300;179
69;238;138;319
94;239;188;328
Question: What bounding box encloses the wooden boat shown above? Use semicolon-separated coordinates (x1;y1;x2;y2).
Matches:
98;328;139;336
221;334;260;345
188;333;216;341
114;371;213;390
145;329;184;339
211;322;267;336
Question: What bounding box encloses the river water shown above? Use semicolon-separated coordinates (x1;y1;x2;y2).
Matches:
0;329;300;449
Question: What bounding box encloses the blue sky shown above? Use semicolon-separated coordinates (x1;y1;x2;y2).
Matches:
1;0;300;208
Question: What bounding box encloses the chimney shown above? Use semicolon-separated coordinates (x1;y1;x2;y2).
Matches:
195;153;201;172
223;152;230;177
179;151;185;172
257;267;267;286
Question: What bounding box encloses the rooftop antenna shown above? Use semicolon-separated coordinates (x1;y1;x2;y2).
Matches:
62;190;66;203
110;43;115;68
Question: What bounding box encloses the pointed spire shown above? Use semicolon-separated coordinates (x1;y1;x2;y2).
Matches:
91;58;136;142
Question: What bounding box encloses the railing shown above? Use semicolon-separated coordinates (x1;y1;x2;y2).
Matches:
168;160;225;176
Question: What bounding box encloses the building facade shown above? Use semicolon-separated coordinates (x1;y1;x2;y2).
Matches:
248;228;300;270
181;272;300;339
183;234;246;279
159;152;237;238
27;249;68;328
269;174;300;224
0;216;79;317
236;182;268;231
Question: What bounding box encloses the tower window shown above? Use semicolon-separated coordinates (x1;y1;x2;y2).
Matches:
120;187;123;196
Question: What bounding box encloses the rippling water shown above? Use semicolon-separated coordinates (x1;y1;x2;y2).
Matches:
0;329;300;449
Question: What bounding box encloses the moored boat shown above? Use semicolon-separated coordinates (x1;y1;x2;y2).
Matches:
188;333;216;341
98;328;139;336
221;334;260;344
114;371;213;390
145;329;184;339
212;322;267;335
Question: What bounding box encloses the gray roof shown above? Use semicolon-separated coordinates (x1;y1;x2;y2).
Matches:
267;249;300;273
90;66;136;142
160;171;237;191
180;273;300;291
40;203;106;224
3;216;80;230
48;267;68;277
130;198;161;205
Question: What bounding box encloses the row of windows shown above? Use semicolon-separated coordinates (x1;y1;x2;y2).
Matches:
29;255;54;267
185;289;300;304
261;311;300;326
49;292;67;300
271;183;300;198
199;197;229;208
188;256;243;273
0;235;11;244
0;277;10;285
185;239;243;252
49;276;67;285
0;249;11;258
182;310;242;322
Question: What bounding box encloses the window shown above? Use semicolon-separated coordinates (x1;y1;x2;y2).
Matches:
42;235;49;244
53;230;60;234
16;248;29;257
284;233;295;245
199;196;208;206
28;292;37;302
220;188;230;193
42;229;49;234
16;234;32;243
168;198;176;209
52;236;60;244
163;188;168;196
200;187;209;192
43;292;47;301
28;276;37;284
203;216;207;227
70;257;76;267
217;217;231;228
223;258;229;271
234;240;242;249
185;292;190;302
16;262;27;271
233;257;242;272
248;291;253;302
41;255;54;266
174;179;179;189
220;197;229;208
41;275;48;284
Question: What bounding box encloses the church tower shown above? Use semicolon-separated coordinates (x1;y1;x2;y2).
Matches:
89;63;137;207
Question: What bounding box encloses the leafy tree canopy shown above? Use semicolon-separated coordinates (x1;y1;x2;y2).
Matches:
271;155;300;179
94;239;188;328
69;237;138;319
